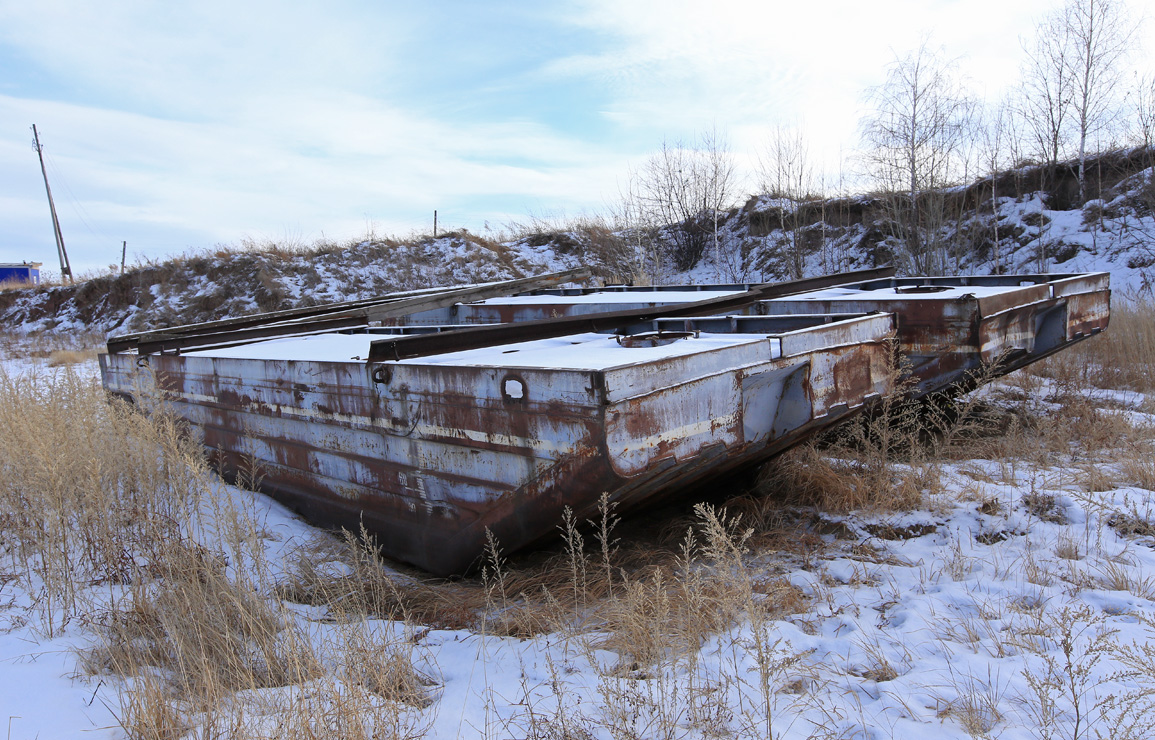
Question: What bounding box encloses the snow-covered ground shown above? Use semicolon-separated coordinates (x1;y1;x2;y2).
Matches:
1;355;114;740
3;348;1155;740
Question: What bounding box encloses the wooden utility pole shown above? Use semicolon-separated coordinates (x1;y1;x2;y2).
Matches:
121;241;127;274
31;124;73;283
434;209;438;237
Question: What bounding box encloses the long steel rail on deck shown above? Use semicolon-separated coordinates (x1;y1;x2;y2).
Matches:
107;266;896;359
366;266;896;361
107;267;594;355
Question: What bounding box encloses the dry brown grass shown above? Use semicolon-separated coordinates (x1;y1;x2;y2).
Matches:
754;313;1151;524
1036;298;1155;393
980;376;1146;474
0;277;38;292
1120;455;1155;491
276;529;476;631
46;348;99;366
756;443;928;513
91;539;324;703
0;367;437;738
584;505;807;675
0;330;106;360
1077;464;1119;492
0;367;205;634
754;342;945;514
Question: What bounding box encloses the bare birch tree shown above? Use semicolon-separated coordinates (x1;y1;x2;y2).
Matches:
861;41;975;273
976;103;1010;273
1065;0;1134;201
1133;72;1155;154
757;125;816;279
1118;71;1155;282
632;128;737;274
1024;0;1134;201
1020;10;1076;175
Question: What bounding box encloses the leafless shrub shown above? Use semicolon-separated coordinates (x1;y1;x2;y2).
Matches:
1107;511;1155;538
1023;491;1070;524
1013;604;1153;740
629;128;738;274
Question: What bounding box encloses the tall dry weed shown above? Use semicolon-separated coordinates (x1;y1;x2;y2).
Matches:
0;367;206;634
1039;298;1155;393
0;366;439;738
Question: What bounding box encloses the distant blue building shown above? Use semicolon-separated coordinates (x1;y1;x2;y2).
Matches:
0;262;43;286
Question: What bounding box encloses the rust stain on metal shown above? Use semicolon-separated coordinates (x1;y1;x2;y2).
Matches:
99;272;1110;575
760;272;1110;396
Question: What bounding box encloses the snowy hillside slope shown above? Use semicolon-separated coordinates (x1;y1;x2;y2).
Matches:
2;149;1154;337
739;149;1155;294
0;232;586;336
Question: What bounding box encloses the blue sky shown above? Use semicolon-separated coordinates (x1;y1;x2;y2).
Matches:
2;0;1152;275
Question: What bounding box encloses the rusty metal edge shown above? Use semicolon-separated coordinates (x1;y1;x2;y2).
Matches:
105;283;476;352
366;266;897;362
115;267;594;355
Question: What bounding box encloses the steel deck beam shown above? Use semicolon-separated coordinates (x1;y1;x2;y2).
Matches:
113;267;593;355
366;266;896;362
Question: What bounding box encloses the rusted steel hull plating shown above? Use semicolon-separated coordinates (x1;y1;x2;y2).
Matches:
755;273;1110;396
100;271;1110;574
101;314;896;574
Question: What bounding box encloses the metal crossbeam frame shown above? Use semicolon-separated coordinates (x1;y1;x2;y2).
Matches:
109;268;593;355
366;267;896;362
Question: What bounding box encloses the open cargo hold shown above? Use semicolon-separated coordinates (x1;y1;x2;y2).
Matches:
101;269;899;574
100;269;1110;573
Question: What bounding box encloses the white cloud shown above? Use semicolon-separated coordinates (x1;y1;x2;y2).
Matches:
0;90;625;270
548;0;1150;170
3;0;1155;272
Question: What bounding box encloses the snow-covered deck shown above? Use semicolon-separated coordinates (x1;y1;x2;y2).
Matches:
185;330;782;369
470;289;746;305
766;284;1023;301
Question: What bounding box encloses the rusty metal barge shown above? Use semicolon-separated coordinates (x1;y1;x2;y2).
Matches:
100;268;1110;574
756;272;1110;397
